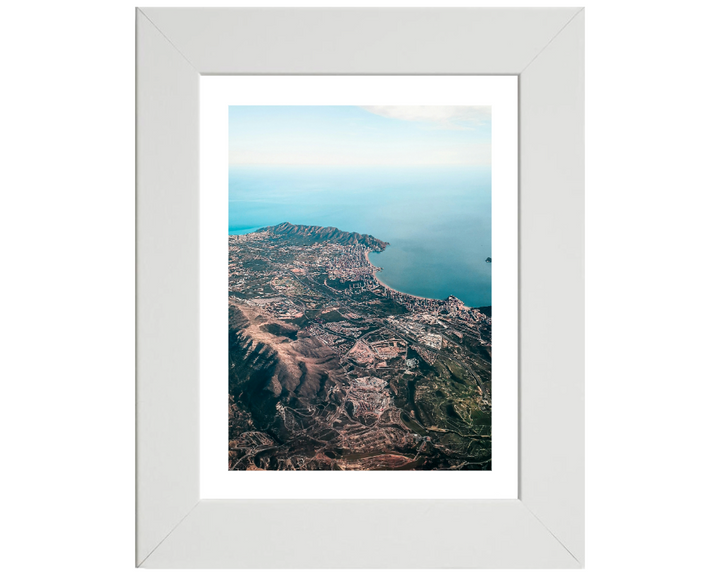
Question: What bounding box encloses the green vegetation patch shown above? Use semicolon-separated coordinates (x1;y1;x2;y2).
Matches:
317;273;353;291
370;298;409;317
320;310;345;322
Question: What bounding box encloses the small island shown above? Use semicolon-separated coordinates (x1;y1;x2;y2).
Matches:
485;257;492;263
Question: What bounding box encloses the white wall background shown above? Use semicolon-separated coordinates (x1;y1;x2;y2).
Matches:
1;1;718;574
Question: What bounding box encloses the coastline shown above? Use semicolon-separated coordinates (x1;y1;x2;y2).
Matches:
363;248;468;308
232;225;488;309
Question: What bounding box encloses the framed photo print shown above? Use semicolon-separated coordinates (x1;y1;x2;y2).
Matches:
137;7;584;569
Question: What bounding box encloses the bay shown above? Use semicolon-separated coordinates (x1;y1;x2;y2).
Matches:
229;165;491;307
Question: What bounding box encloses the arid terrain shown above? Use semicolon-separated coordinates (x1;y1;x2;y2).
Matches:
229;223;492;470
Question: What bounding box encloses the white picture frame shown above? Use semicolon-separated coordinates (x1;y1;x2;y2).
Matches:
136;7;584;569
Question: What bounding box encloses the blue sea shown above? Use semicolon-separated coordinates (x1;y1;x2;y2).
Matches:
229;165;491;307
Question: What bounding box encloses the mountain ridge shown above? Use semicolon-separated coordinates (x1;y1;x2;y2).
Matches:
256;222;389;252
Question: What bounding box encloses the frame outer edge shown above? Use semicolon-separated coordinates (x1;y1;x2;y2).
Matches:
136;9;201;566
142;499;580;569
136;6;585;568
139;7;582;75
519;9;585;565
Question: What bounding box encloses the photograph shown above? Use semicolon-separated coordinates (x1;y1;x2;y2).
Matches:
227;105;493;470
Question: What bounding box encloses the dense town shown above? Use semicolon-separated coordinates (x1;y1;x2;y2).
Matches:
228;223;492;471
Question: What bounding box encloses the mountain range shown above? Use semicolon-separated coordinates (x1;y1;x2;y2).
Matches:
257;222;389;252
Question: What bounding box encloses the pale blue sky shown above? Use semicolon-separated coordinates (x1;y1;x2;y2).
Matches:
228;106;491;166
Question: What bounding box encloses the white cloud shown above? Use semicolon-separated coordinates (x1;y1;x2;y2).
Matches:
361;106;491;130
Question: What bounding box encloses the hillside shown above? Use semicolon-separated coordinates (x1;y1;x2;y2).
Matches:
257;222;389;252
